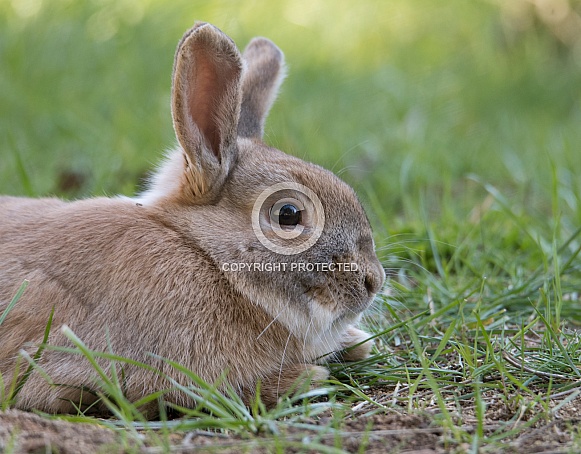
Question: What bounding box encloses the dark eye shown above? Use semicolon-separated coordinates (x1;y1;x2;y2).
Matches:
276;203;301;226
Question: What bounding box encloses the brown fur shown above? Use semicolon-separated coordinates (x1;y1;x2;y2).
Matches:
0;22;385;415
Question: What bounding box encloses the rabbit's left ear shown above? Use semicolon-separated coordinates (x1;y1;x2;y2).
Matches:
171;22;243;201
238;38;285;139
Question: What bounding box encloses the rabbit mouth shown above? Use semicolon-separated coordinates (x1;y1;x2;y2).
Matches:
305;285;372;319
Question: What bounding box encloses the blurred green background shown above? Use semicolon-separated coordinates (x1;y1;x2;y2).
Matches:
1;0;580;239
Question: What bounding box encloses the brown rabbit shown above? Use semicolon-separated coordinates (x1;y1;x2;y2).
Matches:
0;22;385;415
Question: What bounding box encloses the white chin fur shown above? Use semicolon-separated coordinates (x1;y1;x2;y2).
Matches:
254;292;359;361
306;301;362;359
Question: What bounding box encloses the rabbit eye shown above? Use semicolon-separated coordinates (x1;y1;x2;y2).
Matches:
274;203;302;226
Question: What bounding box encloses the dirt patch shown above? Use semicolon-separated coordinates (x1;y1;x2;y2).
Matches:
2;393;581;453
0;409;123;453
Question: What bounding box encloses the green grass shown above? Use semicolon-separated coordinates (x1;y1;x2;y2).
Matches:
1;0;581;452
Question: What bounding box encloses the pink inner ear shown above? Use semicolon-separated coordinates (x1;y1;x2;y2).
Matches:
187;49;238;162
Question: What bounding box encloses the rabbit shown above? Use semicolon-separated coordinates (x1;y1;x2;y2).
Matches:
0;22;385;415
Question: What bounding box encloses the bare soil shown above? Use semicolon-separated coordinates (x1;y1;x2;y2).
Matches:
1;389;580;454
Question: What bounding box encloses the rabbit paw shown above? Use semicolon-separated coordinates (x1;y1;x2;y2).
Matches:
259;364;329;407
339;326;373;361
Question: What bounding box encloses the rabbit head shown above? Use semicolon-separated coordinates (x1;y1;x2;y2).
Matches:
139;23;385;348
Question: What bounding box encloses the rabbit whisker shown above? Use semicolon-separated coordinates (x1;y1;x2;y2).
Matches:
256;310;283;340
276;331;293;400
302;317;314;361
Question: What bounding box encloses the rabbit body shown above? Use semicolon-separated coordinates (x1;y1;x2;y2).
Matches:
0;23;385;414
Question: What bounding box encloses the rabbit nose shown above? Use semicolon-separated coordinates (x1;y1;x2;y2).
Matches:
364;261;385;296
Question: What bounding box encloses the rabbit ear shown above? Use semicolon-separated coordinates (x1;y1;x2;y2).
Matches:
238;38;286;139
171;23;243;200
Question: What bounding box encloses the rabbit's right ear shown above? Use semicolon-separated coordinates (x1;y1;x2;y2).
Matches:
171;23;243;201
238;38;285;139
